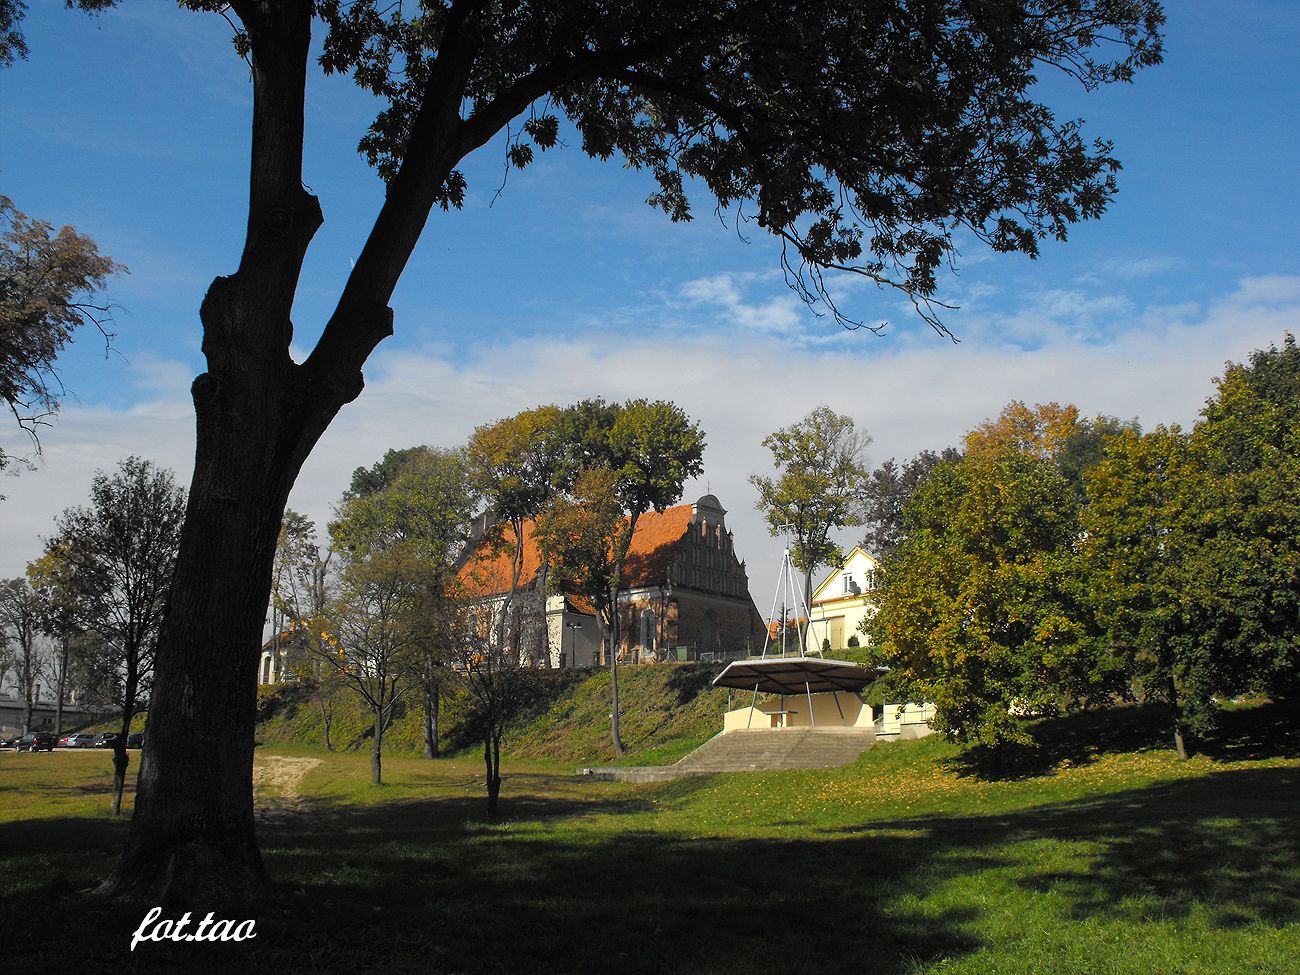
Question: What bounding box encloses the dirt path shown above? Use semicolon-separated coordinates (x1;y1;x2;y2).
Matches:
253;755;322;822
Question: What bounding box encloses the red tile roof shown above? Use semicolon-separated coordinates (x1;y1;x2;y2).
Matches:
459;502;696;599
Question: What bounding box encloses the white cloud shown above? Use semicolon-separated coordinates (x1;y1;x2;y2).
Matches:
3;275;1296;608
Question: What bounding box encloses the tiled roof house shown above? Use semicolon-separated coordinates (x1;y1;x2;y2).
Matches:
459;494;766;667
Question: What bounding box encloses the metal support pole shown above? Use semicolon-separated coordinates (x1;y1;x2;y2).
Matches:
805;680;816;727
747;682;759;729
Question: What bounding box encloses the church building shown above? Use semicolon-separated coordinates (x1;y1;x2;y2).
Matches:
458;494;767;667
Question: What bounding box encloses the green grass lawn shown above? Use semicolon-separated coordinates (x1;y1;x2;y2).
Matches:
1;704;1297;974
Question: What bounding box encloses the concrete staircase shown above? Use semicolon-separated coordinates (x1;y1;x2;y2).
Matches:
674;728;876;772
581;728;875;782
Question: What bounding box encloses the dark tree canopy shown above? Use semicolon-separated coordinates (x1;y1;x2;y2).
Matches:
309;0;1162;333
860;446;962;559
0;195;123;468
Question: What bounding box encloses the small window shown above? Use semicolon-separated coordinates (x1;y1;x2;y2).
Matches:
842;573;853;594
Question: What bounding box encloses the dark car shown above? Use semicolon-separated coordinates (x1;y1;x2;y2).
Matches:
127;732;145;748
16;731;56;752
93;732;122;749
0;733;20;749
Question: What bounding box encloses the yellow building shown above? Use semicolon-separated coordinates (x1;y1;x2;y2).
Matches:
806;546;881;652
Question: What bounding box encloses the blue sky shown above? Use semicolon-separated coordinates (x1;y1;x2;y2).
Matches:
2;1;1299;606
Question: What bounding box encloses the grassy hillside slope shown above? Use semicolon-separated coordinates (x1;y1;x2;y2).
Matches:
254;662;733;765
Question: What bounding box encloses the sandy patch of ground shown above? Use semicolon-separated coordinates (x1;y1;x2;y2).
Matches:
253;755;322;822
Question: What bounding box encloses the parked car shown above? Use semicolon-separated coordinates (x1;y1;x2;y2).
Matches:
16;731;56;752
65;733;98;749
127;732;145;748
93;732;122;749
1;733;21;749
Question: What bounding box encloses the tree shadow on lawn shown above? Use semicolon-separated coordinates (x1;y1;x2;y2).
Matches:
946;701;1300;780
836;764;1300;932
4;764;1297;974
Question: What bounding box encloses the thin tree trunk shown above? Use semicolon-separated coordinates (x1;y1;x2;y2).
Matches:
600;605;625;755
319;695;334;751
372;702;385;785
54;637;68;738
111;741;130;816
1167;675;1189;760
484;733;502;817
423;682;439;759
111;666;139;816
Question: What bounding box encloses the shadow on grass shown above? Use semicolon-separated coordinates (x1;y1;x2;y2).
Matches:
665;662;725;706
946;701;1300;780
3;762;1297;974
837;764;1300;933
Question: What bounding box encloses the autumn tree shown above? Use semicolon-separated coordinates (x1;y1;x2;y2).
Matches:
0;195;123;476
869;446;1113;760
751;406;871;612
54;0;1167;901
456;603;541;818
965;401;1140;500
314;545;420;785
44;456;185;814
467;406;566;664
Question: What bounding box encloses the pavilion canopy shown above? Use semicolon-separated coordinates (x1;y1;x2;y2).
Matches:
712;656;875;695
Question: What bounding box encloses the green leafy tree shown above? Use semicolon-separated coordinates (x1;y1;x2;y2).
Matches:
322;447;480;778
870;448;1111;760
44;457;185;814
1081;425;1208;758
1190;334;1300;703
0;195;123;476
751;406;872;611
63;0;1165;901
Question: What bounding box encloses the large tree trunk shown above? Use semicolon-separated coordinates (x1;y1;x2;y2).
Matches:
97;4;344;906
98;0;484;905
99;393;328;904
